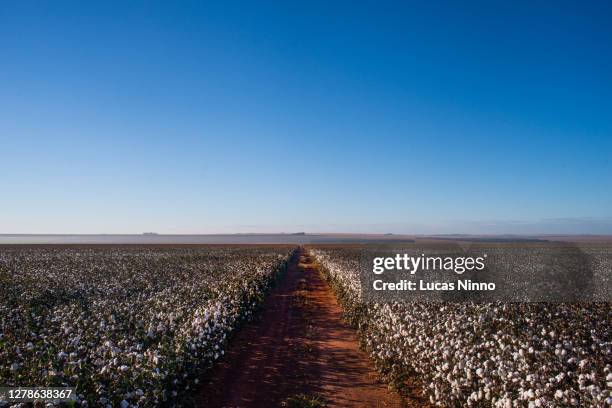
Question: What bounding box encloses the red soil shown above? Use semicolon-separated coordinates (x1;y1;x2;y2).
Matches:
196;248;426;407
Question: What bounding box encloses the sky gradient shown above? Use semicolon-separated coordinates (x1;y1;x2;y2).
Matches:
1;1;611;234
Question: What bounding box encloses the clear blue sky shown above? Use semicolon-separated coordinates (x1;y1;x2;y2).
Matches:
1;1;611;234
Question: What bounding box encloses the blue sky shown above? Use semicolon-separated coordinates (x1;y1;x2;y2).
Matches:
1;1;611;234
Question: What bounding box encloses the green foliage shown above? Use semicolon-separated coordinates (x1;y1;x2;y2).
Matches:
281;393;327;408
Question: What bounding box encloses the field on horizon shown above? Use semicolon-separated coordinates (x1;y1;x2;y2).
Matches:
0;243;610;407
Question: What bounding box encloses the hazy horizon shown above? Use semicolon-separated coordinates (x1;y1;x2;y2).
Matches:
2;216;612;236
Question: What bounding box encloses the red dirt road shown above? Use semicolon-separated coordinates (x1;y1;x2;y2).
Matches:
197;248;419;407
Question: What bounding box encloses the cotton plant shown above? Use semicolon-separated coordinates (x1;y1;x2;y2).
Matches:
312;248;611;407
0;247;292;407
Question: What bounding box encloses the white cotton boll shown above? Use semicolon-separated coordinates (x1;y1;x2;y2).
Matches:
7;246;608;408
119;400;129;408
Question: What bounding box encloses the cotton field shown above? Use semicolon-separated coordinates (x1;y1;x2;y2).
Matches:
0;246;293;407
311;247;611;407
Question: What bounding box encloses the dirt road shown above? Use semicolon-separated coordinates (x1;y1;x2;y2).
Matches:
196;248;419;407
